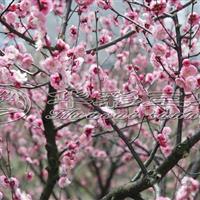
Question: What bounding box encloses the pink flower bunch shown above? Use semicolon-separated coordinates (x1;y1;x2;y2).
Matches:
156;133;168;148
124;10;139;25
188;12;200;25
175;59;198;92
0;175;31;199
99;33;111;45
156;128;172;155
97;0;112;10
50;73;64;89
153;43;167;57
152;24;168;40
150;0;167;15
137;101;154;117
18;53;33;69
175;176;200;200
162;85;174;97
52;0;65;15
31;0;53;15
0;175;18;189
58;176;71;188
69;25;78;39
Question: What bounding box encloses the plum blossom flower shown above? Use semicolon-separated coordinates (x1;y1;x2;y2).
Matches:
150;0;167;15
175;77;185;89
5;45;19;60
84;124;94;137
69;25;78;38
56;39;70;52
72;57;84;72
15;188;32;200
180;64;197;78
35;37;44;51
58;176;71;188
156;133;168;147
162;127;172;136
40;57;62;73
0;175;9;188
0;67;12;83
156;133;171;155
137;101;154;117
124;10;138;25
185;76;197;91
9;177;19;189
100;16;112;29
26;171;34;181
10;111;25;121
99;34;111;45
98;116;111;128
188;12;200;25
175;176;199;200
93;149;107;158
26;114;37;124
89;64;103;76
33;118;44;129
52;0;65;15
153;43;167;56
150;53;163;68
132;54;148;70
97;0;112;10
50;73;63;89
182;59;190;67
152;24;168;40
74;43;86;57
175;76;197;92
36;0;53;15
162;85;174;97
19;0;32;13
5;12;17;24
90;90;101;99
0;4;4;12
21;53;33;68
122;153;132;162
145;73;154;84
29;9;47;29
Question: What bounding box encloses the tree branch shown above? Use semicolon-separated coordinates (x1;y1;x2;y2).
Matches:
59;0;72;40
100;131;200;200
67;87;148;176
86;30;136;53
40;85;59;200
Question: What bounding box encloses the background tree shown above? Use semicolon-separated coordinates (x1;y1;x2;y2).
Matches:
0;0;200;200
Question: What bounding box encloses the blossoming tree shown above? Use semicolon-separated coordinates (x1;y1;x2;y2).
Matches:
0;0;200;199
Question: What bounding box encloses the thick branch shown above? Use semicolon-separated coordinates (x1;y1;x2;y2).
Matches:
173;14;184;145
40;85;59;200
101;131;200;200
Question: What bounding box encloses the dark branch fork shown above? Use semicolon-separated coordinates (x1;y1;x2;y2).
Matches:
67;86;148;176
100;132;200;200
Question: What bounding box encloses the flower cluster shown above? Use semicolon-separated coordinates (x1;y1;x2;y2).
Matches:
175;176;200;200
